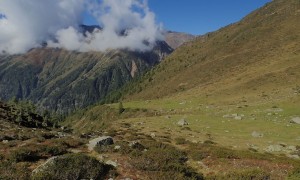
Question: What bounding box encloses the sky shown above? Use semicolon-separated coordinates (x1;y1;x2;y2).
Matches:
84;0;272;35
0;0;272;54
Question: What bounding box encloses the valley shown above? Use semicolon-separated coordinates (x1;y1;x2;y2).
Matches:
0;0;300;179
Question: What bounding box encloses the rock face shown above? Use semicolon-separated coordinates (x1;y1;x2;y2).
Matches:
88;136;114;151
31;154;107;179
165;31;195;49
177;119;189;126
290;117;300;124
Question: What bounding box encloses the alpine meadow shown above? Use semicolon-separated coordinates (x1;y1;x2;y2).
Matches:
0;0;300;179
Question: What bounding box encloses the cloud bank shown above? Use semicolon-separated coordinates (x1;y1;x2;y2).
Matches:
0;0;163;54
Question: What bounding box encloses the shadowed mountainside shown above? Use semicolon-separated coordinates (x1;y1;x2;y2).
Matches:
0;41;172;114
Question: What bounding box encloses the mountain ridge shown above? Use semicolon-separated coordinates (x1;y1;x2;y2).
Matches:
123;0;300;104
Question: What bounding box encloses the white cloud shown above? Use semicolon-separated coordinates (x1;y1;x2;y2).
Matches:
0;0;163;54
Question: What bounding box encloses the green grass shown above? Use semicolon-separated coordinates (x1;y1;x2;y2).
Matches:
111;95;300;152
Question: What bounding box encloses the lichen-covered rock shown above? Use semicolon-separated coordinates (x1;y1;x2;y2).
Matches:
31;154;108;180
88;136;114;151
177;119;189;126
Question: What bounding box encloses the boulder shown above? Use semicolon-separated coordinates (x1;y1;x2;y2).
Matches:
88;136;114;151
32;154;107;179
177;119;189;126
290;117;300;124
265;145;284;152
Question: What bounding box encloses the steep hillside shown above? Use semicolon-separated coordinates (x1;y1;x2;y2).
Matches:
165;31;195;49
126;0;300;104
0;42;172;114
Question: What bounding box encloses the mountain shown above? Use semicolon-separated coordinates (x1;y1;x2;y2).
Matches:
125;0;300;104
164;31;195;49
0;41;172;114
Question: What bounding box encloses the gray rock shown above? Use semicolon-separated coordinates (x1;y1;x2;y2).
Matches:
290;117;300;124
287;146;297;151
32;154;106;179
287;154;300;159
114;145;121;150
223;114;243;120
265;145;284;152
251;131;264;138
234;116;243;120
88;136;114;151
177;119;189;126
150;133;156;138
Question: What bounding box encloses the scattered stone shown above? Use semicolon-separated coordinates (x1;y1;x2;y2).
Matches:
223;114;244;120
88;136;114;151
223;114;232;118
106;160;118;167
287;154;300;159
114;145;121;150
265;145;284;152
165;115;171;119
69;149;82;153
234;116;243;120
290;117;300;124
287;146;297;151
248;144;259;151
177;119;189;126
251;131;264;138
129;141;145;151
150;133;156;138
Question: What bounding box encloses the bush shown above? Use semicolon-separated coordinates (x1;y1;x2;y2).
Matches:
0;161;30;180
130;140;203;179
175;137;187;145
288;167;300;180
43;145;67;156
31;154;111;180
9;148;40;162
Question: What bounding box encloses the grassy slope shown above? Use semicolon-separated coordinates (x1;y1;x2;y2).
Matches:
63;0;300;178
126;0;300;105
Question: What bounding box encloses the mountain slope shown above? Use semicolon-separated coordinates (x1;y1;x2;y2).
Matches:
126;0;300;104
0;42;172;114
164;31;195;49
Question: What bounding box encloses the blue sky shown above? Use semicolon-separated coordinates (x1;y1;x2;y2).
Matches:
84;0;272;35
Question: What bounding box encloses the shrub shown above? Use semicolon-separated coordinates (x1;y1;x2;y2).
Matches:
9;148;40;162
0;161;30;180
43;145;67;156
130;140;203;179
175;137;187;145
288;167;300;180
